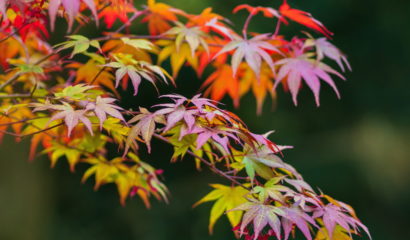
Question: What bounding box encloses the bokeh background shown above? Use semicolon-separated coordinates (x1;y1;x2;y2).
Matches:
1;0;409;239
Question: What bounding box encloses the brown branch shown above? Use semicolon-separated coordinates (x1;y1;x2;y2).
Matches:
0;93;47;99
0;113;102;159
0;122;63;138
90;66;106;85
0;116;48;126
92;34;225;47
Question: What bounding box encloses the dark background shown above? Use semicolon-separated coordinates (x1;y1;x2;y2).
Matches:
1;0;409;239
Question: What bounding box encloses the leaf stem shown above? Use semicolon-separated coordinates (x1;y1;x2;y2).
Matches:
273;19;282;38
242;13;255;40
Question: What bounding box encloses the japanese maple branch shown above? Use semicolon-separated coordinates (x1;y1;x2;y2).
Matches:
0;23;27;43
0;122;63;138
90;67;106;85
92;35;225;47
0;112;102;159
114;10;147;33
0;93;47;99
153;133;251;191
0;50;59;92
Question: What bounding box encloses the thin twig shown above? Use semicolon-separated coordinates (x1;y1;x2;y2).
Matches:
0;93;47;99
90;67;106;85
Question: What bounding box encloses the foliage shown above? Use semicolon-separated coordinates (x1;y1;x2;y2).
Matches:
0;0;369;239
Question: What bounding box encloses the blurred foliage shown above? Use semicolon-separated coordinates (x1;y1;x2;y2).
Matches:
0;0;409;239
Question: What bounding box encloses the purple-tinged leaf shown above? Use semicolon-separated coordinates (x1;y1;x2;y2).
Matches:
86;97;125;129
275;55;345;106
281;205;318;240
215;34;282;77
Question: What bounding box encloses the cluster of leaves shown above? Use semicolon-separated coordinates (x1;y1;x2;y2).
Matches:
0;0;368;240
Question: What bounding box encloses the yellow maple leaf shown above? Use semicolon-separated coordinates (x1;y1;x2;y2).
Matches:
239;63;277;114
315;226;353;240
157;40;198;78
68;60;117;95
194;184;249;234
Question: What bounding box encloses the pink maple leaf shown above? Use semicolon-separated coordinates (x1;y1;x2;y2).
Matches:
49;0;98;31
281;205;318;240
215;34;282;77
313;204;371;240
274;55;345;106
86;96;125;129
49;103;93;137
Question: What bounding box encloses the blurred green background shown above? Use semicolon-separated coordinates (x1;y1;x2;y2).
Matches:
1;0;409;239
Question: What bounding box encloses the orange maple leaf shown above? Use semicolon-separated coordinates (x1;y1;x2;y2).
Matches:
98;3;136;29
202;64;240;107
142;0;186;35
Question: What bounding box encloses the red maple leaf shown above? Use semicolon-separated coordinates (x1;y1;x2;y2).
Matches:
279;0;333;38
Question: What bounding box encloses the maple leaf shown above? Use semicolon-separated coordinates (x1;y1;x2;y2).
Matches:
69;59;117;94
126;107;165;153
166;128;214;168
313;204;371;240
0;0;26;18
281;205;318;240
101;117;129;148
153;94;220;133
202;64;240;107
0;103;34;141
121;38;155;51
34;102;93;137
194;184;249;234
98;3;136;28
315;225;353;240
106;54;171;95
279;0;333;38
54;84;95;101
82;154;168;206
239;63;276;114
21;116;54;161
48;0;98;31
142;0;186;35
231;200;285;240
305;37;351;72
203;17;236;39
165;21;209;56
155;104;197;133
214;34;282;77
43;141;82;171
86;96;125;129
186;8;234;39
285;178;315;193
242;145;299;181
157;39;199;77
0;34;24;69
187;7;224;27
40;132;107;171
252;177;292;202
274;55;345;106
54;35;101;58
